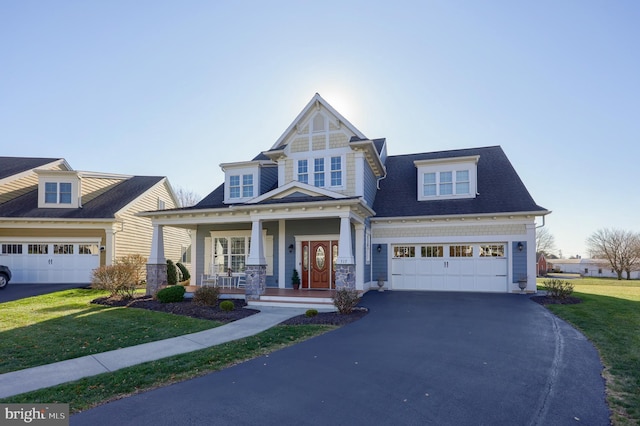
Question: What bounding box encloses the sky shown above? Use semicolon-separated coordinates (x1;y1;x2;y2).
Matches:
2;1;639;258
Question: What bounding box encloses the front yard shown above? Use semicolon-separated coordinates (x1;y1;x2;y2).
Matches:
538;277;640;426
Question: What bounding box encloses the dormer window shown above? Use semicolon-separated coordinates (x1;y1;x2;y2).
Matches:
415;156;479;201
36;170;81;208
221;161;266;204
229;174;254;199
44;182;72;204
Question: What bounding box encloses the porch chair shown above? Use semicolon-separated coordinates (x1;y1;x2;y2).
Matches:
236;274;246;289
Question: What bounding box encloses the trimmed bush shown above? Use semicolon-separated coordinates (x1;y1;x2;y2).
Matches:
176;262;191;281
219;300;235;311
305;309;319;318
193;286;220;306
332;288;360;314
544;278;574;299
156;285;185;303
166;260;178;285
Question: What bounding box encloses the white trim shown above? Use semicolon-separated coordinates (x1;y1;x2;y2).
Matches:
247;180;347;204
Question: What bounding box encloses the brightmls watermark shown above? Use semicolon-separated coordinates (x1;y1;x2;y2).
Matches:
1;404;68;425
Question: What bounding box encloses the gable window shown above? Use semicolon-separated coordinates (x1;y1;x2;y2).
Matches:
44;182;72;204
229;175;240;198
242;174;253;197
312;113;326;133
330;156;342;186
314;158;325;187
297;160;308;184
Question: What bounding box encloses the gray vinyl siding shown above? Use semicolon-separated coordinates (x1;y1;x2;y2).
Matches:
260;166;278;195
371;243;388;282
512;241;528;283
363;162;378;207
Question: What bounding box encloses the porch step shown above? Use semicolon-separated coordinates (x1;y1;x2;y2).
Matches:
248;297;336;310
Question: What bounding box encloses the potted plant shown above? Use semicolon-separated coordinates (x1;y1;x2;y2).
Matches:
377;275;386;292
291;268;301;290
517;275;528;293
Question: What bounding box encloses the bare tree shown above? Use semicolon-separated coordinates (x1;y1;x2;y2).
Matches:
536;227;556;256
586;228;640;280
174;187;201;207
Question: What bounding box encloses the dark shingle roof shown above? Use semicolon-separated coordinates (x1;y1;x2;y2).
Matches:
0;176;164;219
372;146;546;217
0;157;63;180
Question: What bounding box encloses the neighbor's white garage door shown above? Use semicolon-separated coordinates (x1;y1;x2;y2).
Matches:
0;242;100;284
391;243;508;292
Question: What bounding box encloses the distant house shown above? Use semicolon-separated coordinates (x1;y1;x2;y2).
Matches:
548;258;640;279
140;94;550;298
0;157;190;284
536;252;547;276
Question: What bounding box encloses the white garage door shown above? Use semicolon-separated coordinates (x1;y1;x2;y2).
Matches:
0;242;100;284
391;243;508;292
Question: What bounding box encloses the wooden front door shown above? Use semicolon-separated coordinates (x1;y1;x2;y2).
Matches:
302;241;336;289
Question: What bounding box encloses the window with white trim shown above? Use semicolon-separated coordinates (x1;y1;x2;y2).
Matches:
415;156;478;201
330;156;342;186
229;176;240;199
44;182;72;205
393;246;416;258
314;158;325;187
242;174;253;197
422;170;470;197
1;244;22;254
297;159;308;184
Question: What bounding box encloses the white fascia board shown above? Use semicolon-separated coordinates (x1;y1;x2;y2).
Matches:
247;181;347;204
371;211;551;224
269;93;367;150
219;160;276;171
413;155;480;167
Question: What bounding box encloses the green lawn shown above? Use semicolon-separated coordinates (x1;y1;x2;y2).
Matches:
0;288;221;374
538;277;640;426
0;288;334;413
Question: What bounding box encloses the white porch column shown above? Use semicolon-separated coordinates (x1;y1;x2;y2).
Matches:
104;227;115;265
146;224;167;296
247;219;266;265
526;223;536;293
278;219;286;289
337;215;354;265
148;224;166;264
354;223;365;291
189;228;197;281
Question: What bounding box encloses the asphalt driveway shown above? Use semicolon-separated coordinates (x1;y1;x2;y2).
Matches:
71;291;610;425
0;283;90;303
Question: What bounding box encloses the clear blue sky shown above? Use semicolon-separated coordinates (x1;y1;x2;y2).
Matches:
2;1;639;258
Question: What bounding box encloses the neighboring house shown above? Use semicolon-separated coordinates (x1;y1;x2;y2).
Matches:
140;94;549;297
536;252;548;276
0;157;189;284
548;258;640;279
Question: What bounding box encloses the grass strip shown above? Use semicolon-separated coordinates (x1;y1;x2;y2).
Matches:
0;324;333;414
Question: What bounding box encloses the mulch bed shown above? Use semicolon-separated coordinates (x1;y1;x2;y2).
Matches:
530;295;583;305
91;295;368;326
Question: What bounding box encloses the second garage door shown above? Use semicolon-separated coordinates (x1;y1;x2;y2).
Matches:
391;243;508;292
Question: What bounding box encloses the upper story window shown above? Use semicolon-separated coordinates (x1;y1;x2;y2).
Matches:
297;160;308;184
229;176;240;198
221;162;263;204
415;156;479;201
242;174;253;197
229;174;254;199
314;158;325;187
295;155;344;189
44;182;72;205
312;113;326;133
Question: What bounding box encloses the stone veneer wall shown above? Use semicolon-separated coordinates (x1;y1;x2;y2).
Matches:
146;263;167;296
335;264;356;290
244;265;266;301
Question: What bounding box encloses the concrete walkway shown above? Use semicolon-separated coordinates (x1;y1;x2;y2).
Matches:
0;306;306;399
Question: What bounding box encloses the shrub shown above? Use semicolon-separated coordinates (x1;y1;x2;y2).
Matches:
166;259;178;285
156;285;185;303
219;300;235;311
305;309;319;318
193;286;220;306
117;254;147;285
544;278;574;299
91;264;137;299
332;287;360;314
176;262;191;281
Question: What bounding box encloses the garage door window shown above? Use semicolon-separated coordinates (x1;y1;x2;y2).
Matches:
28;244;48;254
2;244;22;254
79;244;99;255
53;244;74;254
450;245;473;257
421;245;443;257
480;245;505;257
393;246;415;258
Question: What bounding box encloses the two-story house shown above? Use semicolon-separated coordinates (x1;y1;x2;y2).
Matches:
140;94;549;300
0;157;189;284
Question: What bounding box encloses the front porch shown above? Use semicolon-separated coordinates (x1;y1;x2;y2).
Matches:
184;285;342;310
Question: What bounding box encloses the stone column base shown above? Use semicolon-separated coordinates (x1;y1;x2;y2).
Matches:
335;264;356;290
146;263;167;296
245;265;266;301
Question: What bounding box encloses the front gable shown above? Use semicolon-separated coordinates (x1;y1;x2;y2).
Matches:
247;181;347;205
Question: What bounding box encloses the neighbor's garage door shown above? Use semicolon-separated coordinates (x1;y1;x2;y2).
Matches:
0;242;100;284
391;243;507;292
